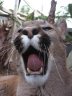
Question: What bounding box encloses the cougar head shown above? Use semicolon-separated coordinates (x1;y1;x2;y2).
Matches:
14;19;67;86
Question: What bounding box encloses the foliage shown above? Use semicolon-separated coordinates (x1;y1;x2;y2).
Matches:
65;34;72;42
26;11;34;20
56;3;72;19
56;6;70;19
20;3;72;21
20;5;35;20
68;4;72;18
20;5;48;20
20;5;30;15
35;15;47;20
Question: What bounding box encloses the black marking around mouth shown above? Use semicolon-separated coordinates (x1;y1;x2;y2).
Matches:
14;36;24;53
14;32;51;76
39;34;51;50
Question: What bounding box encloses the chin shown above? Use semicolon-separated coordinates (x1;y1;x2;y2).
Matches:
24;67;49;86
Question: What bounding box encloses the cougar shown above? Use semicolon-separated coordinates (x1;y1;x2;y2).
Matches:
13;19;72;96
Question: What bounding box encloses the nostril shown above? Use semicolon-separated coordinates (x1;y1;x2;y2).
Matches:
23;30;28;35
28;35;33;39
32;28;39;35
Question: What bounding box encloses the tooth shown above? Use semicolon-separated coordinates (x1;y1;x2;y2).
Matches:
27;68;32;73
27;67;43;74
39;67;43;73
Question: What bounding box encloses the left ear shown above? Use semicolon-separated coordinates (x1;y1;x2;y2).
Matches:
56;18;67;40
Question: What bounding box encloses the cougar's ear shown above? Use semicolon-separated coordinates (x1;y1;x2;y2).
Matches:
56;18;67;40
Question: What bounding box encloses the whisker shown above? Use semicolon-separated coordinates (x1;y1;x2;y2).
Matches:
43;44;47;75
0;47;11;55
46;47;49;60
52;55;64;84
44;45;46;64
0;44;10;49
4;46;15;66
39;51;41;59
43;51;46;75
0;48;11;62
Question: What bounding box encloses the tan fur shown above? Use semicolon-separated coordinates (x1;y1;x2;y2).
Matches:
0;20;72;96
15;20;72;96
0;75;18;96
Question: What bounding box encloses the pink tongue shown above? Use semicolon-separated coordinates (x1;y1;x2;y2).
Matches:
27;54;43;71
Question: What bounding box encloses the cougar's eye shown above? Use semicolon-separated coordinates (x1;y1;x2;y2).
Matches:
14;36;23;53
42;27;52;31
39;34;51;50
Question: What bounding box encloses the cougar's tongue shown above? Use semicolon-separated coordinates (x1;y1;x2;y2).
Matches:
27;54;43;71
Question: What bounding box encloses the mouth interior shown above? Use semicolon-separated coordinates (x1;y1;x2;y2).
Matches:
22;46;48;75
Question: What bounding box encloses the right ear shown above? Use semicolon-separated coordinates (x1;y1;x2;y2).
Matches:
55;18;67;40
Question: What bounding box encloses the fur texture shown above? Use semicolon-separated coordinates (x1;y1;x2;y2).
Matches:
14;20;72;96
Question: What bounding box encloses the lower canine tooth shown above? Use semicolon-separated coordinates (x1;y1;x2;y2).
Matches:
27;67;43;74
27;68;32;73
39;67;43;73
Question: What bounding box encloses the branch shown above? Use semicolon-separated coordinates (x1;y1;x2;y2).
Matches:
48;0;57;24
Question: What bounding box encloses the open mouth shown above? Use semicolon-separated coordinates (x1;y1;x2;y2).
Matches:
22;46;48;75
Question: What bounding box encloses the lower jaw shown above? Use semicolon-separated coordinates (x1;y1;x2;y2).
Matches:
24;71;49;86
25;68;47;76
24;62;48;76
25;69;49;76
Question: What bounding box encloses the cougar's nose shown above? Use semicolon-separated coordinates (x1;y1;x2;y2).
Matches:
28;28;39;39
20;29;33;39
21;28;39;39
28;31;33;39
